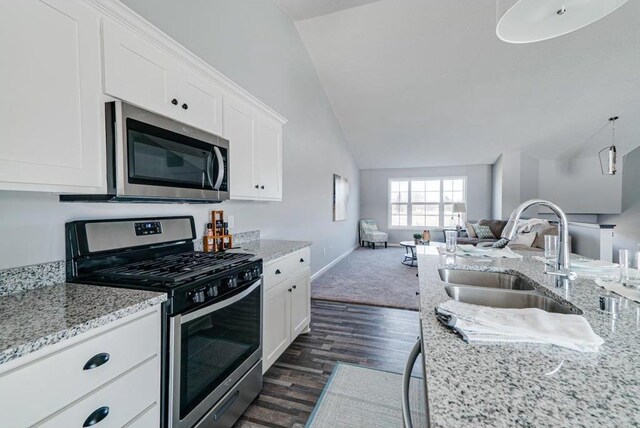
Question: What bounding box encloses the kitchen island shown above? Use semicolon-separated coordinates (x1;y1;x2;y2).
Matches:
417;246;640;427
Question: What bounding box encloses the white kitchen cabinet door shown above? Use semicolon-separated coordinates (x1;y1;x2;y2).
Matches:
102;19;176;119
289;268;311;338
0;0;105;192
176;66;224;135
224;96;259;199
263;279;291;373
257;114;283;200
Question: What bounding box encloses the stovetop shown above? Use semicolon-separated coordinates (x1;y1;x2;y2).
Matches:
91;251;255;287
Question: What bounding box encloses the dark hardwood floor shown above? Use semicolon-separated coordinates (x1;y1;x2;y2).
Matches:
235;299;420;428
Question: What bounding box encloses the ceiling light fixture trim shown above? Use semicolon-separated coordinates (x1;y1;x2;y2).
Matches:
496;0;628;44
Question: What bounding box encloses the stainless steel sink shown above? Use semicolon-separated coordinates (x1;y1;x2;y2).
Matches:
438;268;535;291
444;286;577;314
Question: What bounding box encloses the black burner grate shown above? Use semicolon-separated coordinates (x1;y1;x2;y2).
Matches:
95;251;253;284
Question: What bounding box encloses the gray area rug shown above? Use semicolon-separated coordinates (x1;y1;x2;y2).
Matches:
306;363;426;428
311;247;420;310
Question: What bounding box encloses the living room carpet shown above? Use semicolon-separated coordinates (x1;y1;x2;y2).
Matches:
311;246;420;310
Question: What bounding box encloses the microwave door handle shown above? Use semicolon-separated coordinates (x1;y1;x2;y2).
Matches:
205;152;214;189
212;146;224;190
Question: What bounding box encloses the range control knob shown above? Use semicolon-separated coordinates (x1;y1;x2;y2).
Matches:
223;277;236;289
207;285;219;298
241;271;253;282
191;290;205;304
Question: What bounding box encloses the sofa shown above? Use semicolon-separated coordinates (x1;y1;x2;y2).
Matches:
459;219;559;251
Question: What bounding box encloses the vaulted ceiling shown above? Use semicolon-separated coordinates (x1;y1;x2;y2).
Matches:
275;0;640;169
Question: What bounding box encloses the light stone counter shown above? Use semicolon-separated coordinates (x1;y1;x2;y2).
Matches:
229;239;312;263
0;283;166;366
417;246;640;427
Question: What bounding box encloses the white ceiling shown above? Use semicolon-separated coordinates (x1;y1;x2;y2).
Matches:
272;0;382;22
292;0;640;169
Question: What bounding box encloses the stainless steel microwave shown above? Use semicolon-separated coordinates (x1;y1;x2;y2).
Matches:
61;101;229;203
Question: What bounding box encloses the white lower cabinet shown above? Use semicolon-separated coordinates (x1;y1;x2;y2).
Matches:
262;249;311;373
0;306;162;427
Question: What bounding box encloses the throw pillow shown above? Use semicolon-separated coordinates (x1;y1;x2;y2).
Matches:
507;232;537;248
492;238;509;249
465;222;477;238
473;224;495;240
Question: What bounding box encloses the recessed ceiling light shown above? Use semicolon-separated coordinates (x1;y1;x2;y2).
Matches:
496;0;628;44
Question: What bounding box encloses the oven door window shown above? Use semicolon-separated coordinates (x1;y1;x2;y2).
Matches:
179;284;261;419
127;118;216;190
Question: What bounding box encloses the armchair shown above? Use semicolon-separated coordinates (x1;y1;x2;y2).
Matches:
359;219;388;249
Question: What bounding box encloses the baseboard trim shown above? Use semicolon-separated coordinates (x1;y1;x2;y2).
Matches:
311;244;358;281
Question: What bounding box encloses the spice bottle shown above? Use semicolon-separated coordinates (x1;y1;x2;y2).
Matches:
203;223;215;253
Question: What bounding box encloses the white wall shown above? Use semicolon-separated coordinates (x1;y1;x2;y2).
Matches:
0;0;360;274
491;155;503;220
360;165;492;243
492;151;538;219
599;147;640;261
538;156;622;214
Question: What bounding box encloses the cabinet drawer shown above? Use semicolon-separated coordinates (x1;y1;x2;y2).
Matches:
37;357;159;427
125;403;159;428
263;248;310;291
0;309;160;427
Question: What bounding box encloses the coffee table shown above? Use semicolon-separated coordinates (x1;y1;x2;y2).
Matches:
399;241;420;266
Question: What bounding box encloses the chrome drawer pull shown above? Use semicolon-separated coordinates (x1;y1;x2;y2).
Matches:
83;406;109;427
83;353;110;370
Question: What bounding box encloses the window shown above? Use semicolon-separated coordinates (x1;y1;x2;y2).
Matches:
389;178;466;228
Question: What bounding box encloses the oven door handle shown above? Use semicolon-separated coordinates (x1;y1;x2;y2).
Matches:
180;279;261;324
212;146;224;191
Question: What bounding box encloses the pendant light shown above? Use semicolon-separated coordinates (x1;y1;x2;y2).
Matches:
496;0;628;44
598;116;619;176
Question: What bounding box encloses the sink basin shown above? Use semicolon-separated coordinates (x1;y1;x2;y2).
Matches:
444;286;577;314
438;269;534;291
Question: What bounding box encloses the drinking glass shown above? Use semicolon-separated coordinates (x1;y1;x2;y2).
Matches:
445;230;457;254
544;235;559;261
619;249;634;284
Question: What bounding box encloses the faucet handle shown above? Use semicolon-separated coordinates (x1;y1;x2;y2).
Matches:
545;270;577;281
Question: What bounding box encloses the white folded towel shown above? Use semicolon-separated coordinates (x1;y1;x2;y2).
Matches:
453;245;523;259
436;300;604;353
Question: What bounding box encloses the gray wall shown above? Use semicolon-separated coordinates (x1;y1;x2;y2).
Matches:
360;165;492;243
0;0;360;274
599;146;640;260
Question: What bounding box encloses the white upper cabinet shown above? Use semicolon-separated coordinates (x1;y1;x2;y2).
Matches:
175;65;224;136
102;19;174;119
224;97;283;201
102;19;223;135
0;0;105;193
257;115;283;200
224;95;259;199
0;0;283;196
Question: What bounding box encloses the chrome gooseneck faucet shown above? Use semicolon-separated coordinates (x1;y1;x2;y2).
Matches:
501;199;574;287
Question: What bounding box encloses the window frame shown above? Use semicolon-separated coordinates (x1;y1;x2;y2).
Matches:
387;177;467;230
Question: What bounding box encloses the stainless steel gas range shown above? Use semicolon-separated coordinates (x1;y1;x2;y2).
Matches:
65;216;262;428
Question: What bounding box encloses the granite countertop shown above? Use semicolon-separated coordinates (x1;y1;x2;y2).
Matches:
417;247;640;427
230;239;312;263
0;283;166;366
